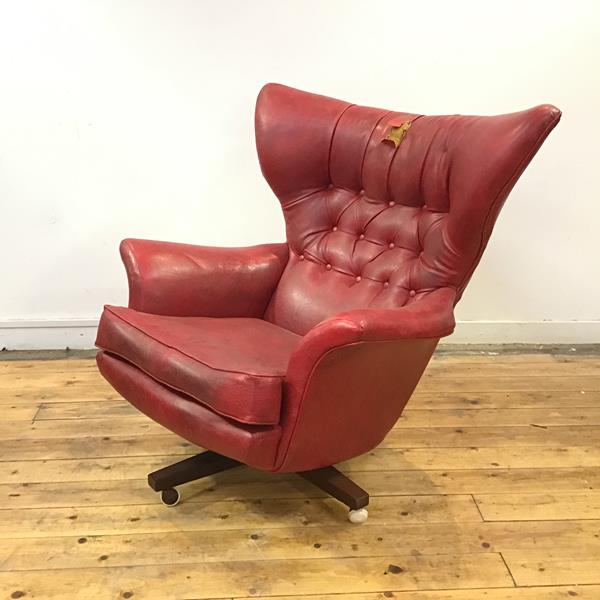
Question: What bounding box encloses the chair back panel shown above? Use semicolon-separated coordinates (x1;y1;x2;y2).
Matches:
256;84;560;335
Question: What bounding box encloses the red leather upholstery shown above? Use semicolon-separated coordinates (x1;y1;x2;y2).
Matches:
257;84;561;334
97;352;281;469
120;238;289;317
96;83;560;473
96;305;301;425
276;286;456;471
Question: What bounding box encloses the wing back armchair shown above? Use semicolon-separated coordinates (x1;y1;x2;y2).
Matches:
96;83;560;522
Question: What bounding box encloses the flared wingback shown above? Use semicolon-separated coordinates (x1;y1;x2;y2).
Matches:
256;84;561;335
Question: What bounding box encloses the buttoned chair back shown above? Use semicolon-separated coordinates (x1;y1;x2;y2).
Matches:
256;84;560;335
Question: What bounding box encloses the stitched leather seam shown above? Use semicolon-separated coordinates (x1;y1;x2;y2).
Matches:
360;203;393;233
121;241;143;310
417;124;443;203
327;103;356;183
325;194;335;238
299;248;324;264
284;187;328;210
361;244;393;271
359;110;394;188
418;213;446;252
385;114;425;200
264;243;291;315
296;254;423;286
332;184;366;194
321;226;421;252
103;306;296;379
305;230;421;258
332;189;363;227
291;229;329;258
456;113;561;295
97;347;280;426
444;153;453;206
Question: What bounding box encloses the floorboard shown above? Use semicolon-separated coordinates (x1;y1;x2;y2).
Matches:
0;351;598;599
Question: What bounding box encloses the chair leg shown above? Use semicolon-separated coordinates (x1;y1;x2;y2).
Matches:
147;450;241;506
147;451;369;523
299;465;370;523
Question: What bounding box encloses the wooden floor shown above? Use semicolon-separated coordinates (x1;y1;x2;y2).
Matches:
1;351;600;599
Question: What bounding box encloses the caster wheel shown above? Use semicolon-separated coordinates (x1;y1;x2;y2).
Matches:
160;488;180;507
348;508;368;524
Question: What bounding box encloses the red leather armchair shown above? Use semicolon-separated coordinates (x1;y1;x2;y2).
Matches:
96;84;560;522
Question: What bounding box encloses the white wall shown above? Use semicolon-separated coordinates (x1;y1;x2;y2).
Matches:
1;0;599;349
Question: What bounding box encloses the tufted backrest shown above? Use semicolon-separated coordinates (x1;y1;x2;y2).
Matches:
256;84;560;336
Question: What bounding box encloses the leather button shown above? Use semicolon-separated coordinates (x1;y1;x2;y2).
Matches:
388;242;395;249
359;233;365;240
326;264;332;270
409;289;416;297
423;204;428;209
299;254;305;261
383;281;390;288
388;201;396;207
355;276;362;282
332;226;338;232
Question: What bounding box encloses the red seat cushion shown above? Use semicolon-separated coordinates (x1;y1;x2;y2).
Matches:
95;305;301;425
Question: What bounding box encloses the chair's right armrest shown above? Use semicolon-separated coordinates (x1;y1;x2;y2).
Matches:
120;238;289;317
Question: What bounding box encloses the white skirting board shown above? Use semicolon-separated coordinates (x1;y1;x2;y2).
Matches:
0;320;99;351
0;319;599;350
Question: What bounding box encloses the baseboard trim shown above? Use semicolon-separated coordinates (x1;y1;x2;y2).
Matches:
0;319;99;350
444;320;600;344
0;318;599;350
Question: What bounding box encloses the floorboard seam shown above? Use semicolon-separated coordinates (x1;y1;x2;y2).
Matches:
499;551;518;587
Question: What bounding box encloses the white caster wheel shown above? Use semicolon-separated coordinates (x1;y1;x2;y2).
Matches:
160;488;180;506
348;508;368;524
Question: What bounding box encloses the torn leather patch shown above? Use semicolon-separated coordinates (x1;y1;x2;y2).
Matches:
383;121;412;148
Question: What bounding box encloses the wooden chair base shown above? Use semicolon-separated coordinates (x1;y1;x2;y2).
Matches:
299;465;369;510
148;451;241;492
147;450;370;516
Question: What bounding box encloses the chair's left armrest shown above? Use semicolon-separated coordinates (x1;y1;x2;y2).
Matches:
120;238;289;317
274;287;457;472
287;286;457;359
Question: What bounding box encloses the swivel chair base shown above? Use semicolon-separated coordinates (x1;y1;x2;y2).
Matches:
147;450;370;523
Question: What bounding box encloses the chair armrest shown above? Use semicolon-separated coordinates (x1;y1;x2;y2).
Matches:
119;238;289;317
275;287;456;472
287;286;456;369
